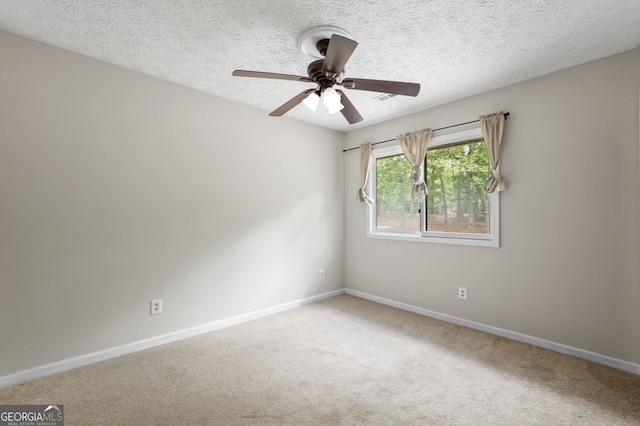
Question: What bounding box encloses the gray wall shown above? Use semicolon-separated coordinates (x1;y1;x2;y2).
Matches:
344;48;640;364
0;31;345;376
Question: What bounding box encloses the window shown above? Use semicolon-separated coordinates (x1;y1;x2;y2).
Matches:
368;128;499;247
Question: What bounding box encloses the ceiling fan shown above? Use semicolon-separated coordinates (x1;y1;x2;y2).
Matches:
232;26;420;125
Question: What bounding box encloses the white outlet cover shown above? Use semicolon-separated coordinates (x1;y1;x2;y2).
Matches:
458;288;467;300
150;299;163;315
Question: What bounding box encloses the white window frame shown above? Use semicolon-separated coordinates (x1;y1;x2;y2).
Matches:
367;127;500;247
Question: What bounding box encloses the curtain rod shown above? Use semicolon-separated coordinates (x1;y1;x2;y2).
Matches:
342;112;510;153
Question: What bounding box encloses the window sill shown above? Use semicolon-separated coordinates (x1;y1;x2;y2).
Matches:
367;231;499;248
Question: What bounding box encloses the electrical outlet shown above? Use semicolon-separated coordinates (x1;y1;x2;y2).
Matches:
319;270;325;280
458;287;467;300
150;299;163;315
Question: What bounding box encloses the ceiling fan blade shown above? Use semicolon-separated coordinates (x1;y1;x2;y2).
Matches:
232;70;312;83
269;89;315;117
342;78;420;97
322;35;358;75
336;90;363;124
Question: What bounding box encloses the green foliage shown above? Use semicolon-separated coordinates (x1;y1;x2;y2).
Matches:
375;154;418;214
374;139;490;232
426;139;489;221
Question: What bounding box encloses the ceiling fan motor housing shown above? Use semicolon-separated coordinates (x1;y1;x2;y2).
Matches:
307;59;344;88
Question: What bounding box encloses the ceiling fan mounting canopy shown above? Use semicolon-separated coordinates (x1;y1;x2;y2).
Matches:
297;25;353;58
232;26;420;124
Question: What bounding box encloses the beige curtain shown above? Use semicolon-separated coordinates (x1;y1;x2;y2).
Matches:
397;128;432;199
357;143;374;205
481;112;506;193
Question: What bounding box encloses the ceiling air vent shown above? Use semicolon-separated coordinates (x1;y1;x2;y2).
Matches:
373;93;397;101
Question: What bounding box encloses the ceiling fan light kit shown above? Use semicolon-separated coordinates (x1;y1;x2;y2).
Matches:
232;25;420;124
302;91;320;112
322;87;344;114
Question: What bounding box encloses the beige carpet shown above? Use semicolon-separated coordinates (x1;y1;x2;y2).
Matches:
1;295;639;425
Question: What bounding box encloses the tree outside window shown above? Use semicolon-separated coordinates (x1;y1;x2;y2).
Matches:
426;139;489;234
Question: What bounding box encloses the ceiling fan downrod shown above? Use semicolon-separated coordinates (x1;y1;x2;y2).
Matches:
316;39;330;57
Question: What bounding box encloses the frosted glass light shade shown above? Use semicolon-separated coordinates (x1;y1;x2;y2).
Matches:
302;91;320;112
323;87;344;114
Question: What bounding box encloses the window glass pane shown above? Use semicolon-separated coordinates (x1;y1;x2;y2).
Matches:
375;154;421;231
425;139;489;234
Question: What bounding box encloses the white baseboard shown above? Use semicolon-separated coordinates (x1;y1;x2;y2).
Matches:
0;289;346;388
345;288;640;375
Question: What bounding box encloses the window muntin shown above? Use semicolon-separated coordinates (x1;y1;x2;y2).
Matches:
368;128;499;247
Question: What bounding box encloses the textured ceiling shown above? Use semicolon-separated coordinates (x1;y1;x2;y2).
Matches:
1;0;639;131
